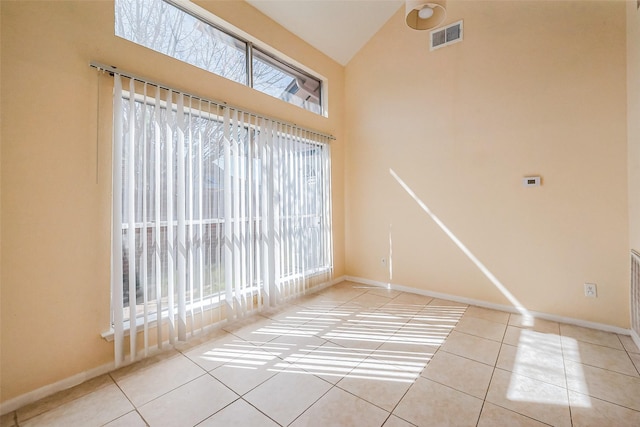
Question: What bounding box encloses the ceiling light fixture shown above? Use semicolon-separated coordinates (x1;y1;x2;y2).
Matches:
405;1;447;31
418;7;434;19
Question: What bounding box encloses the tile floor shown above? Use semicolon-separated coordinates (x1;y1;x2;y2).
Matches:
3;281;640;426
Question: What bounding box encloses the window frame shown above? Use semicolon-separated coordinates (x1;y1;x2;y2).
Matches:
115;0;328;117
108;86;332;338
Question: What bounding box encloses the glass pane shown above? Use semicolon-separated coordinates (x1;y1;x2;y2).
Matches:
115;0;247;85
119;93;229;317
253;49;322;115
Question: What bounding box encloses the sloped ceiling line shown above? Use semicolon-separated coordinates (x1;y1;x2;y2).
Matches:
246;0;404;65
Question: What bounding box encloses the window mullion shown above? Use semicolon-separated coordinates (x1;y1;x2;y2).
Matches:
247;42;254;88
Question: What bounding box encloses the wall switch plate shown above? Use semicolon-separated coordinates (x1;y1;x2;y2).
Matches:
584;283;597;298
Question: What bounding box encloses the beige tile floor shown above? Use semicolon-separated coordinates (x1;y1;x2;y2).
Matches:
3;281;640;426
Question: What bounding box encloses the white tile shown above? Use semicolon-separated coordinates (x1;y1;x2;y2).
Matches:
630;352;640;374
337;367;413;411
454;316;506;342
559;324;624;350
440;331;501;366
313;287;367;303
392;293;435;306
292;295;345;310
569;390;640;426
260;304;307;322
376;340;439;363
421;350;494;398
463;306;510;324
244;372;332;425
210;362;278;396
382;415;415;427
16;375;115;422
291;386;389;427
112;354;206;407
562;338;638;376
25;284;640;427
366;287;402;299
565;360;640;411
393;377;483;426
322;323;387;349
222;315;280;342
21;384;132;427
508;315;560;334
347;310;406;335
183;336;251;370
418;304;467;326
138;375;238;427
502;326;562;353
388;329;450;348
351;352;421;377
265;331;328;360
102;411;147;427
477;402;548;427
486;369;571;427
619;335;640;354
497;343;566;388
427;298;468;308
349;292;395;308
198;399;279;427
281;342;369;384
381;302;425;316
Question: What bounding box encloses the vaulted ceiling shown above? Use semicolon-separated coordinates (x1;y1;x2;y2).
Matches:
246;0;404;65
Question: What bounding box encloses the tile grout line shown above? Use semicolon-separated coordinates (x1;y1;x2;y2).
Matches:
476;312;559;427
473;310;509;427
288;292;432;426
236;397;283;427
380;300;464;427
13;283;640;426
360;296;429;427
559;324;576;427
107;372;150;426
617;333;640;378
283;376;337;426
288;292;366;425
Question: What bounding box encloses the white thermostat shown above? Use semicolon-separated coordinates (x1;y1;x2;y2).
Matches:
522;176;541;187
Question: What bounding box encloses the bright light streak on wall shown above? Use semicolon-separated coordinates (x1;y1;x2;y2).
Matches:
389;169;533;324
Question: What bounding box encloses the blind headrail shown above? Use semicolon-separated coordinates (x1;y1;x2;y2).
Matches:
89;60;335;141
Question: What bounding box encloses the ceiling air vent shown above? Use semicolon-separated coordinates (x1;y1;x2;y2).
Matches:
430;20;463;51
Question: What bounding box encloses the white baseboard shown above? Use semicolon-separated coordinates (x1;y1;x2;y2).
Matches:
310;274;346;292
0;361;115;415
0;274;347;416
344;276;632;336
5;272;629;416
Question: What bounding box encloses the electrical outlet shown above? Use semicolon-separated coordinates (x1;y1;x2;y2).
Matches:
381;258;386;267
584;283;597;298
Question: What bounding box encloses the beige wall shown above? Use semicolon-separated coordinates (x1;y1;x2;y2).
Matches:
629;1;640;251
345;1;629;327
0;0;345;403
1;0;636;407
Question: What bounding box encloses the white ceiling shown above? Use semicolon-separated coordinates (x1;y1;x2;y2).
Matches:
246;0;404;65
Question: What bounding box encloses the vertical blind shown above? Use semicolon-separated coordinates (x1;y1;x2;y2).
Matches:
110;72;333;367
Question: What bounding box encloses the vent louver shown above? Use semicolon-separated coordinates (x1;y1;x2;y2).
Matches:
430;20;463;51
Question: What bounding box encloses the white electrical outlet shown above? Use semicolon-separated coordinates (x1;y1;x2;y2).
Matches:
381;258;386;267
584;283;597;298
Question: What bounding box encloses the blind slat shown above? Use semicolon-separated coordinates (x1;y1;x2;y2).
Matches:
109;71;333;367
